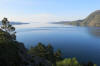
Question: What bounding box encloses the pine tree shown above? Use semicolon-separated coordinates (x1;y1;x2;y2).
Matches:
1;18;16;40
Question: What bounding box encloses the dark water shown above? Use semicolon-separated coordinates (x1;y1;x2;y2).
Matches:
16;23;100;65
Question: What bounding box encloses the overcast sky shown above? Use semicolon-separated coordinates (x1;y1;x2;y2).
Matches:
0;0;100;22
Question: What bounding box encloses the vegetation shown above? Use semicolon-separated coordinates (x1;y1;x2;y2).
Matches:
28;43;97;66
28;42;62;66
56;57;80;66
56;58;96;66
0;18;97;66
0;31;31;65
0;18;33;66
1;18;16;40
0;39;31;66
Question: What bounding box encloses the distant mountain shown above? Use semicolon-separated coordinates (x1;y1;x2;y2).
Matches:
81;10;100;26
53;10;100;27
0;21;29;25
51;21;71;24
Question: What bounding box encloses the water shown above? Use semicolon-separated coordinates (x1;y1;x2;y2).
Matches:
16;23;100;65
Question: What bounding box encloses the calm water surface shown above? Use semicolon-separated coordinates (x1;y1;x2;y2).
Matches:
15;23;100;65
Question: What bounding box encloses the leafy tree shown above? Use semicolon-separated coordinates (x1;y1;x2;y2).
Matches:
28;42;47;58
47;44;56;66
1;18;16;40
54;49;62;61
87;61;94;66
28;43;97;66
72;57;80;66
94;64;97;66
47;44;54;60
56;58;80;66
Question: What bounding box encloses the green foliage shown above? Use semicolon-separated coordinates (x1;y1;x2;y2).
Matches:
0;18;97;66
46;44;54;62
0;40;25;66
28;42;47;58
56;58;97;66
0;27;31;66
56;57;80;66
0;29;12;40
1;18;16;40
28;43;63;66
54;50;62;61
28;43;97;66
94;64;97;66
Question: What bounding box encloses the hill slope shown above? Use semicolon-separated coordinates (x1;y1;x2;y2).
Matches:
81;10;100;26
54;10;100;27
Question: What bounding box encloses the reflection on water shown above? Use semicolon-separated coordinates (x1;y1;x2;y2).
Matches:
16;23;100;66
87;27;100;37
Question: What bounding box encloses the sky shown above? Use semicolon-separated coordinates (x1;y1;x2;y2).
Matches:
0;0;100;23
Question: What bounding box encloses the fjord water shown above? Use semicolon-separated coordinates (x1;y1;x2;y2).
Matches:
16;23;100;65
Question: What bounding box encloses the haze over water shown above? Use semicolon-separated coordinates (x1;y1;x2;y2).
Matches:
15;23;100;66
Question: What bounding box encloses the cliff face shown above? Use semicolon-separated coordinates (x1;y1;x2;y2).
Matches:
81;10;100;26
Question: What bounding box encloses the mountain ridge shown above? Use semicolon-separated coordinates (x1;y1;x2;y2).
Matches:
53;10;100;27
81;10;100;26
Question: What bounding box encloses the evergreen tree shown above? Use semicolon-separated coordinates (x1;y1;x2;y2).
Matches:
87;61;94;66
47;44;56;66
28;42;47;58
1;18;16;40
54;49;62;61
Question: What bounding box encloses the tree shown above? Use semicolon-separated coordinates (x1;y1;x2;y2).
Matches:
54;49;62;61
47;44;56;65
28;42;47;58
1;18;16;40
87;61;94;66
56;58;80;66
